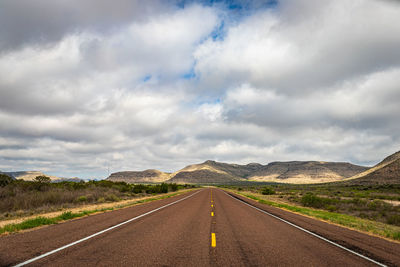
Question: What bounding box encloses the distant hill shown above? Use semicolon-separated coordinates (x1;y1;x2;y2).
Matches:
0;171;82;182
249;161;368;184
107;169;171;183
107;159;369;184
1;171;60;181
343;150;400;185
167;160;249;184
168;170;237;184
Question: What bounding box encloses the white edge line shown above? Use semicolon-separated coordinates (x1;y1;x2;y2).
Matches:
13;189;202;267
224;191;387;267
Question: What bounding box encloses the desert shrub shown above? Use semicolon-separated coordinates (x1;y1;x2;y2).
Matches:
160;183;169;193
145;183;169;194
69;181;87;190
169;183;179;192
261;187;275;195
301;193;320;207
350;198;367;206
0;180;185;217
118;184;131;192
132;184;147;194
326;205;338;212
34;175;51;183
93;180;115;188
387;214;400;226
0;174;13;187
105;194;119;202
76;196;88;202
301;193;331;209
367;200;386;211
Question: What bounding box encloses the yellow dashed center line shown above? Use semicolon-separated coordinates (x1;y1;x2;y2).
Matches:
211;190;216;248
211;233;216;247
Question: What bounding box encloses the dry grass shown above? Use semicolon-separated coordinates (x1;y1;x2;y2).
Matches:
0;188;196;234
224;188;400;242
0;180;193;221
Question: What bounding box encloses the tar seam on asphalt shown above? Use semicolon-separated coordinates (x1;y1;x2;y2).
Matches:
12;189;203;267
224;191;387;267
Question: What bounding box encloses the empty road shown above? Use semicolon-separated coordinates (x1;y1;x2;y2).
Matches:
1;188;399;266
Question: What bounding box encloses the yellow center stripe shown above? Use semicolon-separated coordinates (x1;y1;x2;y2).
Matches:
211;233;216;247
211;212;214;216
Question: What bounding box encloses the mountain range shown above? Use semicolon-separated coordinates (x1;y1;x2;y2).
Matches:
0;171;82;182
3;150;398;185
106;150;400;184
342;150;400;185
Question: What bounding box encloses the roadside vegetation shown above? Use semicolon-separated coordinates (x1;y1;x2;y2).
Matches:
0;192;186;235
0;174;194;221
221;183;400;241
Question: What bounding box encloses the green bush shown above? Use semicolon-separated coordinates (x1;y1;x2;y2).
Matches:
387;214;400;226
169;183;179;192
261;187;275;195
145;183;169;194
301;193;325;208
132;184;147;194
367;200;386;211
76;196;88;202
105;194;119;202
70;181;87;190
59;211;75;220
34;175;51;183
160;183;169;193
326;205;338;212
118;184;131;192
0;174;13;187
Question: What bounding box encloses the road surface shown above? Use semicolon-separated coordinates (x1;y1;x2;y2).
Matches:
0;188;399;266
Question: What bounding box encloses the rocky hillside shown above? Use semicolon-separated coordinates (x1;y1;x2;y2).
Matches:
344;150;400;185
107;159;369;184
0;171;81;182
176;160;263;178
0;171;60;181
168;170;237;184
249;161;368;184
167;160;262;184
107;169;171;183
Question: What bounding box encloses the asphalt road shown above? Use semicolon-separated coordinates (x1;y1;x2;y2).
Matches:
1;188;399;266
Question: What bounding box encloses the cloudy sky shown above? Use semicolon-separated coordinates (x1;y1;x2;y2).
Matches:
1;0;400;179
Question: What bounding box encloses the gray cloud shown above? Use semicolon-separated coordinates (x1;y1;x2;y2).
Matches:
0;0;173;51
0;0;400;178
194;0;400;93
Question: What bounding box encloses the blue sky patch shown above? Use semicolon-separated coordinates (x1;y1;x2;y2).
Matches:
142;75;152;82
181;68;196;79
